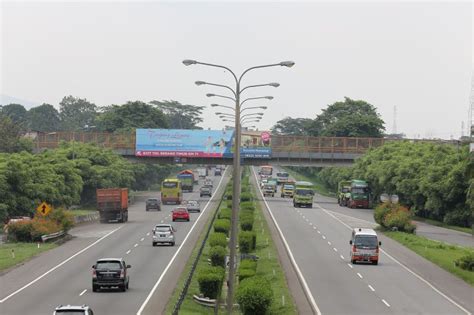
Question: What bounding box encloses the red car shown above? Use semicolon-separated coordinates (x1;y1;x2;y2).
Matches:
172;207;190;222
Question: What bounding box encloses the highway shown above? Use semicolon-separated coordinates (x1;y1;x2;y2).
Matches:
252;166;474;315
0;170;228;315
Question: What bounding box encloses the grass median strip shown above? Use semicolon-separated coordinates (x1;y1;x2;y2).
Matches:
384;231;474;286
0;242;57;271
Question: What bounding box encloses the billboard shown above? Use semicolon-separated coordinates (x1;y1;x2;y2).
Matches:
136;129;234;157
240;131;272;158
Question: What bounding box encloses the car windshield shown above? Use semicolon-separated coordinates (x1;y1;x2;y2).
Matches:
55;311;86;315
295;189;313;196
354;235;378;248
352;187;368;194
174;208;187;213
96;261;121;270
277;173;289;178
341;188;350;193
188;201;198;206
163;182;178;188
147;199;158;203
155;226;171;232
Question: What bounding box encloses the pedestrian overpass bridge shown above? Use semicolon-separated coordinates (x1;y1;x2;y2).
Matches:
33;131;387;166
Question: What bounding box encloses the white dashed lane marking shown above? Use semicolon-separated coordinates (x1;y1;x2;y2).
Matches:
340;255;345;260
382;299;390;307
357;273;363;279
369;285;375;292
79;289;87;296
126;250;131;254
347;263;353;269
333;248;338;252
140;238;144;241
134;243;138;247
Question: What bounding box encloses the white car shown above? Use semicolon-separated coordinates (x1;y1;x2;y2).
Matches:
152;224;176;246
54;305;94;315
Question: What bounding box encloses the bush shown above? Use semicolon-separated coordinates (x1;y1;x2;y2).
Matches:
226;201;233;209
374;202;391;225
197;266;225;299
7;221;33;242
210;245;227;267
30;218;62;241
48;208;75;232
240;193;253;202
214;219;231;235
236;276;273;315
443;209;472;227
225;194;232;201
454;252;474;271
383;207;415;233
239;231;256;253
240;259;257;271
209;232;228;248
240;201;255;211
240;217;254;231
218;208;232;220
238;268;256;282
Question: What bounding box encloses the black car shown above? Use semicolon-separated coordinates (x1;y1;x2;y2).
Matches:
92;258;131;292
146;198;161;211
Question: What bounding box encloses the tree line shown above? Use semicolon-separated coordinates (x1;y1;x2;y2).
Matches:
293;141;472;227
0;142;171;222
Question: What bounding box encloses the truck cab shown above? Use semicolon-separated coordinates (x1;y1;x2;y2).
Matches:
262;184;275;197
293;181;314;208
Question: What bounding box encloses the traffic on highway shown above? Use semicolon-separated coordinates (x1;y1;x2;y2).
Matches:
0;167;227;315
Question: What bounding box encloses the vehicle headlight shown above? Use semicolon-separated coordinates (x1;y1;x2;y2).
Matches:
170;234;174;238
153;235;158;239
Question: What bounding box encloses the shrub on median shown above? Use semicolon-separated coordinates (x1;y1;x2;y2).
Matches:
240;192;253;202
209;232;228;248
240;212;254;231
455;252;474;271
236;276;273;315
197;266;225;299
239;231;257;253
209;245;227;267
214;219;231;236
238;268;256;282
240;201;255;211
218;208;232;220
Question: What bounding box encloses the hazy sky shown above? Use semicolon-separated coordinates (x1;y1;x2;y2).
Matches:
1;1;472;139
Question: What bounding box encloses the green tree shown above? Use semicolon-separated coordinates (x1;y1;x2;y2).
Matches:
271;117;313;135
97;101;169;133
59;96;98;131
150;100;204;129
28;104;61;132
0;115;32;153
308;97;385;137
1;103;28;129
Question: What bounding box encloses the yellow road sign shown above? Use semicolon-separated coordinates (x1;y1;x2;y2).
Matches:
36;202;52;216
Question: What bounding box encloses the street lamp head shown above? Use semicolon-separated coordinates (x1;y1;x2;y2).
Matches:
260;106;268;109
215;112;222;115
206;93;215;97
280;61;295;67
210;104;219;107
182;59;197;66
195;81;206;86
265;96;274;100
269;82;280;87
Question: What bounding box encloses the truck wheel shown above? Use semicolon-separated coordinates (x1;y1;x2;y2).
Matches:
171;241;175;246
92;284;99;292
120;284;126;292
309;204;313;208
372;260;378;265
126;281;129;289
146;208;149;211
152;242;156;246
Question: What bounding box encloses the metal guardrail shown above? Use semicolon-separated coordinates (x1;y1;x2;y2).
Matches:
171;183;227;315
41;230;65;242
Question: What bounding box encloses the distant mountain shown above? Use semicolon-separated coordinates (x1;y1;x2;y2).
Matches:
0;94;40;109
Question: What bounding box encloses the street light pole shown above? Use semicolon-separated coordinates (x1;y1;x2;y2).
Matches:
183;59;294;313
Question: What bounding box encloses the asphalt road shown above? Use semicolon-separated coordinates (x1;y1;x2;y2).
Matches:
0;169;228;315
252;166;474;315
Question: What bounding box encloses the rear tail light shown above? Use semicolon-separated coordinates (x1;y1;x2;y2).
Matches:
352;245;357;253
120;270;125;279
92;269;97;279
376;246;379;254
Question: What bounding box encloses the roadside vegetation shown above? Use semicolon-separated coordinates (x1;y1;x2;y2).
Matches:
0;242;57;271
385;231;474;286
283;167;335;197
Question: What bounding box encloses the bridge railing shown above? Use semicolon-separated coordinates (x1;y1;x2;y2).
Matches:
35;132;386;154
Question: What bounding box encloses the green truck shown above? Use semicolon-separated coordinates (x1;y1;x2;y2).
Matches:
337;180;352;206
293;181;314;208
338;180;371;209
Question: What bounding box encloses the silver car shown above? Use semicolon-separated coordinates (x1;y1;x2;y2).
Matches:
184;200;200;213
152;224;176;246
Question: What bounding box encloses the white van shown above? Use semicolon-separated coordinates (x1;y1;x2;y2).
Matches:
349;228;381;265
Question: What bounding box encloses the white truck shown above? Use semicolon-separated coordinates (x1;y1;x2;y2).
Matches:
197;167;208;178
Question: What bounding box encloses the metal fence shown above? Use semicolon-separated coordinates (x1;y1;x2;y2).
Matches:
171;183;227;314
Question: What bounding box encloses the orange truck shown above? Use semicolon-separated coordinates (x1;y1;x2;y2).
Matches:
96;188;129;223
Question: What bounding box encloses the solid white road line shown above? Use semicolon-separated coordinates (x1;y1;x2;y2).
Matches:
357;273;363;279
136;168;227;315
315;203;472;315
0;226;123;303
368;285;375;292
251;167;322;315
382;299;391;307
126;250;131;255
79;289;87;296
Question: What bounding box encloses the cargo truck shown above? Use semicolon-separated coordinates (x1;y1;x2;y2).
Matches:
197;167;208;178
177;170;194;192
96;188;128;223
348;180;371;209
293;181;314;208
337;180;352;206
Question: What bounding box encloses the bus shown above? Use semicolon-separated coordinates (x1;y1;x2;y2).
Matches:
161;179;182;205
259;165;273;180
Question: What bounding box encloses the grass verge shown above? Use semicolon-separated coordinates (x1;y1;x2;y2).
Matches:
240;185;298;315
413;216;472;234
283;167;335;197
0;242;57;271
66;209;98;217
384;231;474;286
164;192;226;314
